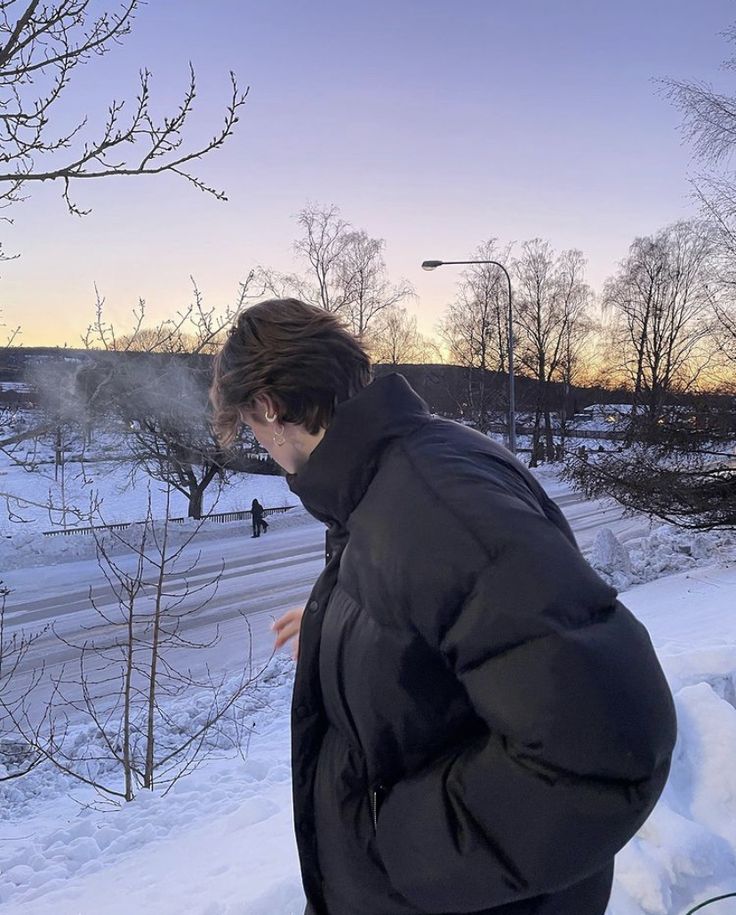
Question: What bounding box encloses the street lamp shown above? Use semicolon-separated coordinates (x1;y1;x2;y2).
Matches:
421;258;516;455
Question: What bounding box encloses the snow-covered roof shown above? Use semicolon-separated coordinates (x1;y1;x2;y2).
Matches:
0;382;34;394
581;403;634;415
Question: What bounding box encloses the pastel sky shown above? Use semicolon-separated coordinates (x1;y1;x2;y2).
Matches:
2;0;734;346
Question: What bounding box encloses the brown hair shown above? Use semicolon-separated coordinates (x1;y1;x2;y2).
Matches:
210;298;373;446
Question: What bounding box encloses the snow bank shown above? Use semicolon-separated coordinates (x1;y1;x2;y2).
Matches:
0;658;305;915
587;524;736;591
606;566;736;915
610;679;736;915
2;566;735;915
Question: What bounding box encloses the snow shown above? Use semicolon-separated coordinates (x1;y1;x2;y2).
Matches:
588;525;736;591
0;660;304;915
0;458;297;530
608;566;736;915
569;403;634;433
0;382;33;394
0;457;735;914
0;456;301;572
0;501;312;573
590;527;634;588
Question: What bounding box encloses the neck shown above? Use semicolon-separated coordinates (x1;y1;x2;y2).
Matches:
291;426;327;472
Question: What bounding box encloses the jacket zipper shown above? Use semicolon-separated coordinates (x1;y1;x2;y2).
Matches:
371;783;384;833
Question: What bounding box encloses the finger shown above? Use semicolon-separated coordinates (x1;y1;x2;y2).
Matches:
274;630;296;650
274;617;300;638
274;621;300;650
272;608;303;632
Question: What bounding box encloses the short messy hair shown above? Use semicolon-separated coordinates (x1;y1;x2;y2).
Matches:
210;298;373;446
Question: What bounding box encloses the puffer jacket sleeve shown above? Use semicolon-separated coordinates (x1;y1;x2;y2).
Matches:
374;495;677;913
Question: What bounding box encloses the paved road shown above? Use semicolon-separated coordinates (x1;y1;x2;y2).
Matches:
2;487;651;688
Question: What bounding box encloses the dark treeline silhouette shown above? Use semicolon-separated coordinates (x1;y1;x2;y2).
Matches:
4;346;731;432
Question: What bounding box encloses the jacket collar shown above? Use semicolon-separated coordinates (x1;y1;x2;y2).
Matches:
287;373;431;527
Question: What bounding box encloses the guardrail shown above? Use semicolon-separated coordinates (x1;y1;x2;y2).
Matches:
42;505;295;538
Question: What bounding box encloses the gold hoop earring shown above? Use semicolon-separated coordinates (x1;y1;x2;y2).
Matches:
273;424;286;447
265;410;278;423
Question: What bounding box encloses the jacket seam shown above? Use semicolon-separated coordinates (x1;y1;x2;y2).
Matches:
454;606;615;676
394;435;509;573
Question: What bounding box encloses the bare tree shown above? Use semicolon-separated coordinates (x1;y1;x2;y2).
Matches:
712;296;736;384
74;348;227;521
119;360;227;520
437;240;513;433
0;580;47;781
566;26;736;533
513;241;592;463
249;204;413;338
0;304;19;346
293;204;355;315
366;305;441;367
0;351;102;528
0;280;266;524
337;230;414;338
80;282;259;519
82;279;243;357
555;252;596;449
662;26;736;389
12;498;263;802
0;305;24;469
695;195;736;382
0;0;247;245
662;25;736;170
602;221;715;429
567;233;729;538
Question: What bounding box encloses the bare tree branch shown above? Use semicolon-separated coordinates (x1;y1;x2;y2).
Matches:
0;2;248;225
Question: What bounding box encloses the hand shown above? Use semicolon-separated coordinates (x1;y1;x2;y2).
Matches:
272;607;304;661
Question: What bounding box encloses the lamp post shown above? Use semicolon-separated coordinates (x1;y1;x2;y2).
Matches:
422;259;516;455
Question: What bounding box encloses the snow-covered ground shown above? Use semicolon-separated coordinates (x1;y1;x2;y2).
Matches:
611;566;736;915
0;658;303;915
1;454;735;914
0;456;297;529
0;455;301;572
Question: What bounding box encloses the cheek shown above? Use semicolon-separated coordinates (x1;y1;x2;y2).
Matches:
248;421;271;449
255;429;271;450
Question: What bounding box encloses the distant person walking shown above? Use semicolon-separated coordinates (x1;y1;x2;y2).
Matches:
251;498;267;537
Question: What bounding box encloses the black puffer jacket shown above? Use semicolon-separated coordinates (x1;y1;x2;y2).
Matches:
287;373;676;915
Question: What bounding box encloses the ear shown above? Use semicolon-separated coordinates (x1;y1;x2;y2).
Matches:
252;393;279;421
